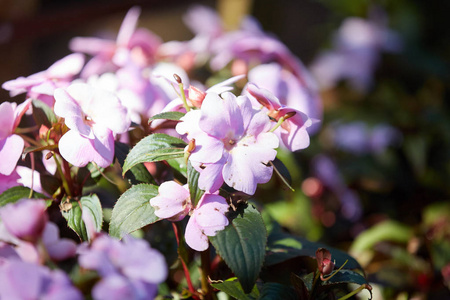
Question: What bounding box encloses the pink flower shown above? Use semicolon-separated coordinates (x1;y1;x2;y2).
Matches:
70;6;162;78
176;92;279;195
149;181;192;221
54;82;130;167
0;199;48;243
246;83;312;152
0;100;31;175
247;63;322;134
2;53;84;106
185;193;229;252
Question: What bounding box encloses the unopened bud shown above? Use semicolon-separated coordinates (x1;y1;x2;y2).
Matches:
188;86;206;108
173;74;182;84
187;139;196;154
45;151;54;160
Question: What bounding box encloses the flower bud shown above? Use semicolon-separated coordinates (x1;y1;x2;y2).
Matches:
0;199;48;243
316;248;335;278
187;86;206;108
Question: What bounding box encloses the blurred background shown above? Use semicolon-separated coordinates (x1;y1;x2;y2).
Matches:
1;0;450;298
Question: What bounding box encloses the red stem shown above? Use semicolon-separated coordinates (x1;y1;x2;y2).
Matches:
172;222;198;299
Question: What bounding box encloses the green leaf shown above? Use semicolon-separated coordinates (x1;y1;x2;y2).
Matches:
211;278;260;300
350;220;413;254
148;111;185;123
122;133;186;175
32;99;57;128
323;269;368;286
167;157;187;177
259;282;297;300
290;273;310;299
265;231;362;271
61;195;103;242
210;204;267;293
114;141;156;185
109;184;160;238
187;161;204;206
0;186;48;207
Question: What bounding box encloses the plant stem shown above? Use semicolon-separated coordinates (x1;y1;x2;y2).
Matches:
54;154;72;198
337;284;371;300
200;249;216;300
172;222;198;299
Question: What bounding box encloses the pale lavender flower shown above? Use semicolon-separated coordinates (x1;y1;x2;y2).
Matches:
247;63;322;134
310;12;402;92
70;6;162;78
246;83;312;151
150;181;192;221
0;100;31;175
54;82;131;167
331;121;401;155
312;155;362;221
185;193;229;252
78;234;167;300
0;199;48;243
2;53;85;106
0;260;82;300
176;92;279;195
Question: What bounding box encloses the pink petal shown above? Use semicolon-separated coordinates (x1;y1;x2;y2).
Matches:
0;102;15;139
150;181;190;221
0;135;24;175
197;158;225;193
58;130;114;168
53;88;92;138
184;216;209;251
46;53;85;78
69;37;116;56
116;6;141;46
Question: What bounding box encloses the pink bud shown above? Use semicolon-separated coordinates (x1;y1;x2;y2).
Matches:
316;248;335;277
187;86;206;108
0;199;48;243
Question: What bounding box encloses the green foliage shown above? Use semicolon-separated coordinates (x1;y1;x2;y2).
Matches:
187;161;204;207
109;183;159;238
122;133;186;175
211;278;260;300
114;141;156;185
31;99;58;128
210;204;267;293
0;186;48;207
148;111;185;122
62;194;103;242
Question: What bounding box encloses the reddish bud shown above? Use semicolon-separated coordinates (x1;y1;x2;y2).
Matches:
188;86;206;108
316;248;335;278
173;74;182;84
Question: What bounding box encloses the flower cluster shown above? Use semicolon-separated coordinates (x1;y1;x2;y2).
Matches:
0;4;325;299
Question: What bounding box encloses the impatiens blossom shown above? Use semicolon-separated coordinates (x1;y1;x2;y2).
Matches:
310;12;402;92
176;92;279;195
0;99;31;175
78;234;167;300
54;82;131;167
70;6;162;77
246;83;313;152
149;181;192;221
2;53;85;106
184;193;229;251
0;199;48;243
150;181;229;251
247;63;322;134
0;260;82;300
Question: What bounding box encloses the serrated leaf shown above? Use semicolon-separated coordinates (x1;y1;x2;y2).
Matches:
109;184;160;238
211;278;259;300
122;133;186;175
32;99;57;128
115;141;156;185
259;282;297;300
187;161;204;206
148;111;185;122
265;231;362;271
62;201;87;241
0;186;47;207
62;195;103;242
210;204;267;293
